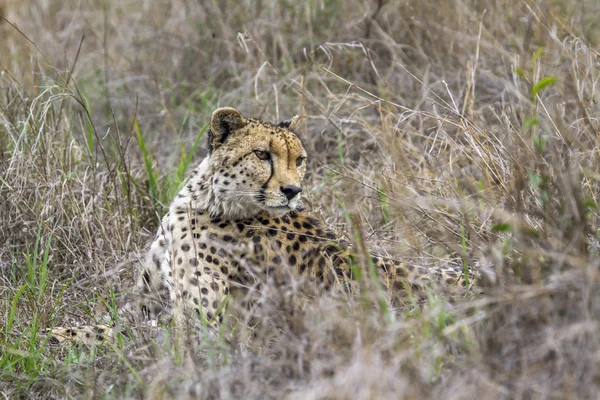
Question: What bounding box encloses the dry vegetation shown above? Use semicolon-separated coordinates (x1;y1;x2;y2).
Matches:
1;0;600;398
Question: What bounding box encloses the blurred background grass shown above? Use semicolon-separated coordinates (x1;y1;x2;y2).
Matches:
1;0;600;398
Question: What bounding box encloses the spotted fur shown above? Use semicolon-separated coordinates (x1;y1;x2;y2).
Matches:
48;107;478;344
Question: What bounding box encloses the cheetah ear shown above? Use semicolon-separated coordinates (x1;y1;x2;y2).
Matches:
278;115;301;131
208;107;246;152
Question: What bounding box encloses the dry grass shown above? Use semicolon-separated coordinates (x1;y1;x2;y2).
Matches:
1;0;600;398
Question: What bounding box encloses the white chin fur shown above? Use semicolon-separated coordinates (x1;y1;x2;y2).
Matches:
288;199;299;210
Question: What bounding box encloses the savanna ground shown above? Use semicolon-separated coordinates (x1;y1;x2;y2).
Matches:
1;0;600;398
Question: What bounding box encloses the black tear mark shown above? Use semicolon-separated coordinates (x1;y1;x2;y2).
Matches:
284;134;292;168
258;140;275;202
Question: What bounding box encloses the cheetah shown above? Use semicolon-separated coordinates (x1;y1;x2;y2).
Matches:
48;107;477;344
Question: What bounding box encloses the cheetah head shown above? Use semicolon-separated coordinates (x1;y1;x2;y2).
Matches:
202;107;307;219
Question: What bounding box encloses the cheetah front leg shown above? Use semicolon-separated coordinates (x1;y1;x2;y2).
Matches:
166;203;230;330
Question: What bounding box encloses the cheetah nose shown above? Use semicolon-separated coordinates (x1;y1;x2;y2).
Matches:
280;185;302;201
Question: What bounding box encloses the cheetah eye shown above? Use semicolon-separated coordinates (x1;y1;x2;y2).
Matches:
254;150;271;161
296;157;306;167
